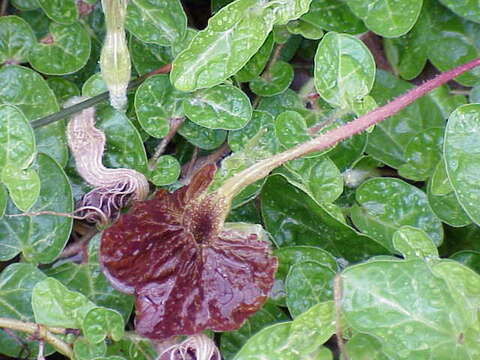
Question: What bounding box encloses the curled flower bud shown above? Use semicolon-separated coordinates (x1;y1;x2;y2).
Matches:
100;165;277;340
100;0;130;110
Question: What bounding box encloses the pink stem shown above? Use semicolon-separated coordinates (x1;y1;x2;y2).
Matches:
217;58;480;201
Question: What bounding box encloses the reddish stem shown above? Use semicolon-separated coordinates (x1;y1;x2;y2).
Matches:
217;58;480;202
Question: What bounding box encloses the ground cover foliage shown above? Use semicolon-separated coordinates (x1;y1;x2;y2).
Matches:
1;0;480;359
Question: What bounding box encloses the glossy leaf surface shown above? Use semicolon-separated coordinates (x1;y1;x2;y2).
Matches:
314;32;375;108
438;0;480;23
250;61;294;97
100;165;277;340
149;155;181;186
29;22;91;75
261;175;387;261
351;178;443;251
346;0;423;37
83;307;124;344
37;0;77;24
0;16;35;64
183;84;252;130
444;104;480;225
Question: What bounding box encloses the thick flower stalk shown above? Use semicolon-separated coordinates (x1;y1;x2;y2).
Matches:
100;165;277;340
100;0;130;110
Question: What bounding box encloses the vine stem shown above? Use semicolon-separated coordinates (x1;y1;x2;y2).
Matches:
217;57;480;202
148;117;185;170
0;318;74;358
31;63;172;129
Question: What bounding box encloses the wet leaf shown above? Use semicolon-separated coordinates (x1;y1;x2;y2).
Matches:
346;0;423;37
287;18;323;40
351;177;443;251
450;251;480;274
100;166;277;340
129;35;172;76
0;263;48;358
0;184;6;218
0;65;67;166
37;0;78;24
134;74;187;138
29;22;91;75
301;0;366;34
125;0;187;46
32;277;96;328
45;235;134;321
47;77;80;104
220;301;289;359
74;338;107;360
392;226;439;260
314;32;375;108
83;307;124;344
183;84;252;130
149;155;181;186
0;16;35;64
285;261;335;317
345;334;389;360
177;120;227;150
0;153;73;263
1;165;40;212
398;127;444;181
236;34;274;83
250;61;294;97
366;70;443;168
438;0;480;27
228;110;277;153
444;104;480;224
261;175;387;261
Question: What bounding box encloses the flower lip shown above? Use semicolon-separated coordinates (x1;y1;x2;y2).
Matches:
99;164;277;340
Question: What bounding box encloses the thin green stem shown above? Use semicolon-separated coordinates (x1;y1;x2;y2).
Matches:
217;57;480;202
31;63;172;129
0;317;74;358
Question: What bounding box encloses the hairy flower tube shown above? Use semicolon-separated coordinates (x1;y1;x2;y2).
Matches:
100;165;277;340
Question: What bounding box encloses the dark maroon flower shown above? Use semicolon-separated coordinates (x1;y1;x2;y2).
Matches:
100;165;277;340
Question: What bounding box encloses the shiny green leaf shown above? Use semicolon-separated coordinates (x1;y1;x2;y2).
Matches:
74;338;107;360
271;246;337;305
301;0;366;34
351;178;443;251
0;153;72;263
170;0;275;91
106;337;157;360
342;258;480;359
0;16;35;64
346;334;389;360
29;22;91;75
392;226;439;259
45;235;134;320
0;263;48;358
47;77;80;104
366;70;444;168
83;307;124;344
12;0;39;10
438;0;480;24
444;104;480;224
135;74;187;138
428;178;472;227
1;165;40;212
96;105;148;175
220;301;289;359
285;261;335;317
281;156;343;203
261;175;388;261
0;185;5;218
0;66;66;166
287;18;323;40
430;160;453;196
125;0;187;46
398;127;444;181
228;110;277;153
149;155;181;186
236;34;274;83
0;104;36;169
37;0;78;24
450;251;480;274
183;84;252;130
346;0;423;37
250;61;294;97
314;32;375;108
32;277;96;328
177;119;227;150
129;35;172;76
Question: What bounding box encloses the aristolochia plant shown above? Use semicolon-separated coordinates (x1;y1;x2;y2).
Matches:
1;0;480;359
